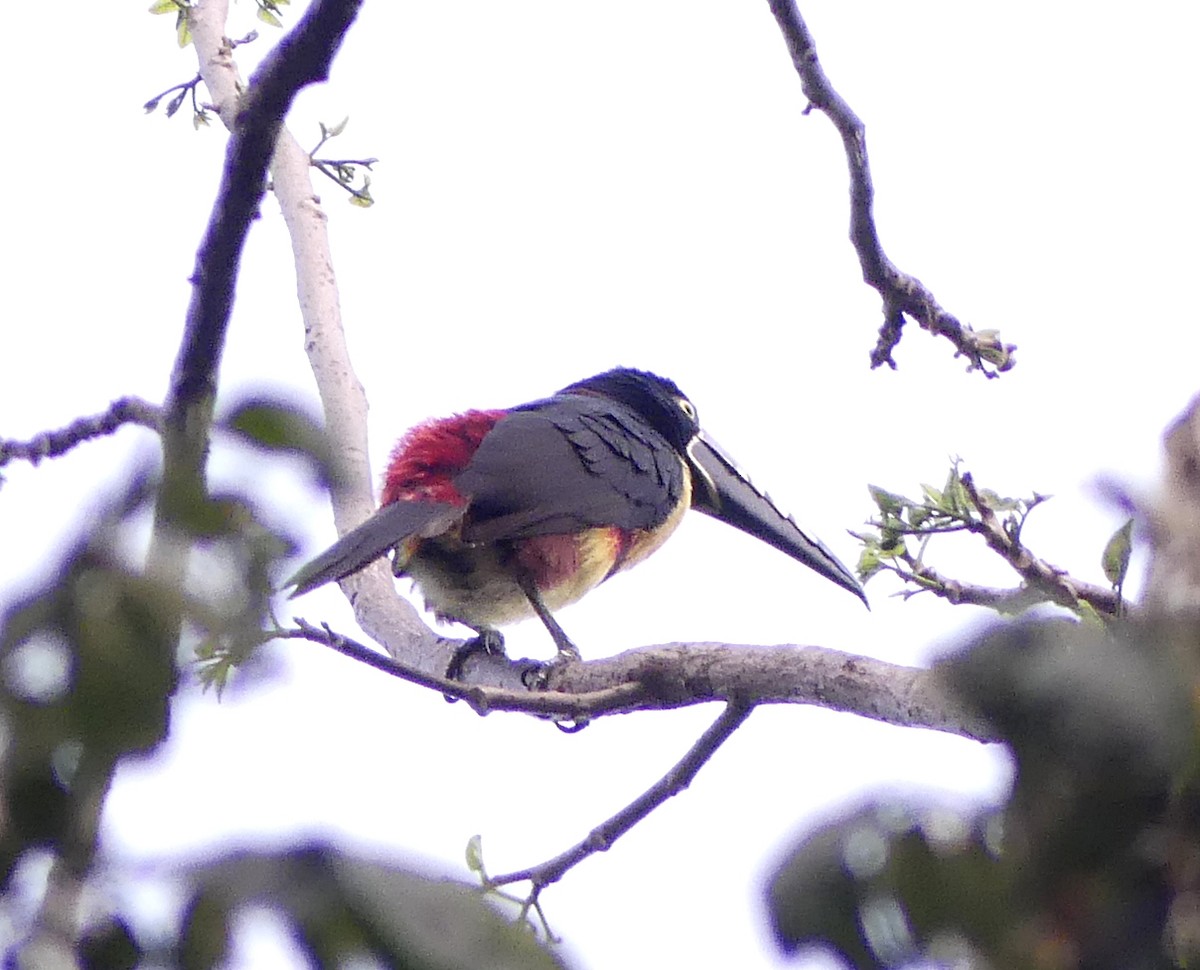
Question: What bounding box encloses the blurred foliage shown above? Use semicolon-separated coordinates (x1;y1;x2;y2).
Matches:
172;845;566;970
767;618;1200;968
0;399;572;966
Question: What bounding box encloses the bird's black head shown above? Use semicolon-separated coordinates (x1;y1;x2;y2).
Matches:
562;368;699;452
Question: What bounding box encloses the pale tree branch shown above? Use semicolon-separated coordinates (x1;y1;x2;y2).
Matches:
0;397;161;468
277;622;995;742
191;2;450;663
764;0;1016;376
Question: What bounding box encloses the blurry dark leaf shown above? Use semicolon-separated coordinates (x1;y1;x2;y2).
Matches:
78;916;141;970
766;811;884;968
221;397;335;487
179;889;231;970
768;801;1004;968
183;845;568;969
1;542;177;759
938;619;1197;966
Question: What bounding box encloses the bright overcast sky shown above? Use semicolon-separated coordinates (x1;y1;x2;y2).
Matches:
2;2;1198;967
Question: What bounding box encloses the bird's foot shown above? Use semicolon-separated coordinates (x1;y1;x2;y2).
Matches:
519;643;578;690
444;629;506;693
519;648;589;733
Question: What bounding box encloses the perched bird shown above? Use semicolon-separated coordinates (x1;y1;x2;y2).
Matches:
287;368;865;660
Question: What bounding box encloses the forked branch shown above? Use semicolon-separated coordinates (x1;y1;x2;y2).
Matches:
765;0;1016;375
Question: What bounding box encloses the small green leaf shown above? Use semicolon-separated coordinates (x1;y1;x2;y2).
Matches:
867;485;906;515
465;834;484;874
857;545;882;581
176;11;192;47
350;176;375;207
1101;518;1134;588
148;0;179;14
942;467;969;515
326;116;350;138
919;484;945;512
976;487;1018;512
257;7;282;27
906;505;930;529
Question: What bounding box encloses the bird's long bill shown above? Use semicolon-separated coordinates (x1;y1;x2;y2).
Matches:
686;433;868;605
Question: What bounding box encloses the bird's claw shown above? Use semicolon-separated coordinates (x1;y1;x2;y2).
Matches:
518;653;589;731
444;630;507;701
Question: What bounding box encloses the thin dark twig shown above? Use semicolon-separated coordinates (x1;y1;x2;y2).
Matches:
275;621;648;719
764;0;1015;376
313;157;378;169
0;397;161;468
484;701;754;911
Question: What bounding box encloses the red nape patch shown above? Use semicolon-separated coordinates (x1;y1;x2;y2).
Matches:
381;409;505;506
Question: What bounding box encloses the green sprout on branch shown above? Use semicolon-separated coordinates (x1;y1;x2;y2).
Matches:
143;72;212;128
465;835;560;943
309;118;377;207
142;33;257;129
148;0;194;49
252;0;290;29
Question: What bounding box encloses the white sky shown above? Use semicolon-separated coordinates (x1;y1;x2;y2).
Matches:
2;1;1197;967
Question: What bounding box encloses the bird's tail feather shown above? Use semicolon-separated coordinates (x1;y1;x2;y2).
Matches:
286;500;463;597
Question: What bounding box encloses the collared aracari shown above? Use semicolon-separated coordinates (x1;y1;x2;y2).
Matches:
287;368;866;660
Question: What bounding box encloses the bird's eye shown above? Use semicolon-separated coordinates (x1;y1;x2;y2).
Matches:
677;397;698;422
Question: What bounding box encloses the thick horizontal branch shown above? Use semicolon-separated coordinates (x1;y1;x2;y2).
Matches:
546;641;995;740
764;0;1015;376
0;397;161;468
280;622;996;742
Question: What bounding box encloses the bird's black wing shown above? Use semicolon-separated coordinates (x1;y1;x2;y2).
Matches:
455;395;686;543
286;500;464;596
